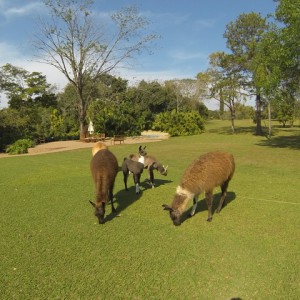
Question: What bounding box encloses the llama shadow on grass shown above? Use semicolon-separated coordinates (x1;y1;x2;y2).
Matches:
181;191;236;224
103;177;173;223
256;134;300;150
141;178;173;189
103;187;144;223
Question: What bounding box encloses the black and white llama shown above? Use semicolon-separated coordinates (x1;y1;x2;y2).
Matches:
129;145;168;188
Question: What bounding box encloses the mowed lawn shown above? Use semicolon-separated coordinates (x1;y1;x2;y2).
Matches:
0;120;299;299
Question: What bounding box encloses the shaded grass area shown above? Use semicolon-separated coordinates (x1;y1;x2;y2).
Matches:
208;119;300;150
0;120;299;299
257;133;300;150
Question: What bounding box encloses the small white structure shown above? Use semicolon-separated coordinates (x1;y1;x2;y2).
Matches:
88;120;94;135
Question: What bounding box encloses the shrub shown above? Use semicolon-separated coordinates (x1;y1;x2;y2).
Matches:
152;111;205;136
6;139;35;155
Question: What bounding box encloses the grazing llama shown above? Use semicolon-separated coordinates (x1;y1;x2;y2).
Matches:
163;151;235;226
89;142;118;224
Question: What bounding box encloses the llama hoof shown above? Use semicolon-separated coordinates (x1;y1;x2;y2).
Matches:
207;217;212;222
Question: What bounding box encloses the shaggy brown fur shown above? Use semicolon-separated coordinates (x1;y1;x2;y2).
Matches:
163;151;235;226
89;145;118;224
92;141;107;156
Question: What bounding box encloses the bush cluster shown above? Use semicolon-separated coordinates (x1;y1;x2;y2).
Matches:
152;111;205;136
6;139;35;155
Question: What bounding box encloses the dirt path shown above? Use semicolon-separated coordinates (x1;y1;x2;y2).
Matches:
0;131;169;158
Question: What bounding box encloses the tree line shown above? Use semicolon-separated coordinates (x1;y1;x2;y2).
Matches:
0;0;299;152
198;0;300;135
0;66;210;151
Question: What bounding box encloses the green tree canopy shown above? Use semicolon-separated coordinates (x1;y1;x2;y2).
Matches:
0;63;57;109
34;0;158;136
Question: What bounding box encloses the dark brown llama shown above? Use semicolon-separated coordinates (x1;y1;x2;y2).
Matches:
89;142;118;224
163;151;235;226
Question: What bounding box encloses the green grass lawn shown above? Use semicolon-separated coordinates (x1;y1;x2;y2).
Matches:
1;119;299;299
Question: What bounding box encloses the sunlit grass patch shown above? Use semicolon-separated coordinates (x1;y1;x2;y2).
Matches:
0;120;299;299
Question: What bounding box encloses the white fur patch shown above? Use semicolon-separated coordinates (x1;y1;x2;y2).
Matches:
135;183;140;194
190;197;198;216
138;156;145;165
176;185;194;199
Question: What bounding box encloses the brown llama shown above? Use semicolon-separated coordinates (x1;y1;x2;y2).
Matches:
89;142;118;224
92;141;107;156
129;145;168;188
163;151;235;226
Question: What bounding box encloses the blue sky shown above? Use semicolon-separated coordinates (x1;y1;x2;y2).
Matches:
0;0;277;108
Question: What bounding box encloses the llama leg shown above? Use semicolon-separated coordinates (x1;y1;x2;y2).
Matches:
149;167;155;188
135;183;139;194
134;174;140;194
205;191;213;222
108;187;116;212
190;196;198;217
123;171;129;191
216;181;229;213
97;202;106;224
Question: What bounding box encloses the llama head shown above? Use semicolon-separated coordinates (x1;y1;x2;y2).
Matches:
162;204;182;226
158;164;168;176
163;191;189;226
138;145;147;157
89;201;106;224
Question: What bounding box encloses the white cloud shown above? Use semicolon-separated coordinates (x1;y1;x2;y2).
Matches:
3;2;44;18
0;41;68;108
0;42;20;60
0;41;67;86
114;66;198;85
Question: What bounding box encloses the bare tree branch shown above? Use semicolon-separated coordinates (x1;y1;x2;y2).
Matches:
32;0;158;135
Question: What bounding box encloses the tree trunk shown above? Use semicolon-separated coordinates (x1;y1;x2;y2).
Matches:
77;88;87;139
176;93;180;113
230;107;235;134
219;90;224;115
255;93;263;135
268;101;272;139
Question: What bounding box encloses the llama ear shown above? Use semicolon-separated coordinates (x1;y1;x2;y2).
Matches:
162;204;173;212
89;201;96;207
143;146;147;150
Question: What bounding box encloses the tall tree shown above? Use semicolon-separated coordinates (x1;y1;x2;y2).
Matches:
205;52;246;133
224;12;270;135
274;0;300;93
34;0;158;137
165;79;201;113
0;63;57;109
251;0;300;135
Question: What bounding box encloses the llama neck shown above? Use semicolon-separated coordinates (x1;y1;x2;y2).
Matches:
138;155;145;165
176;185;195;201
